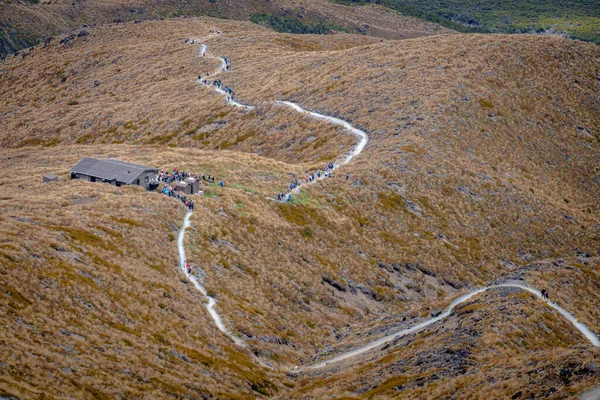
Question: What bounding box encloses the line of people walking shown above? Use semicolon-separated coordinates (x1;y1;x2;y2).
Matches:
278;161;350;202
157;168;219;184
162;186;195;210
188;33;351;203
541;289;550;300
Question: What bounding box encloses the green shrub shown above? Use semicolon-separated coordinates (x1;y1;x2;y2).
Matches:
251;13;350;34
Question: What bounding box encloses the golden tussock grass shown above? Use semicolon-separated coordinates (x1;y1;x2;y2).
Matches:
0;17;599;399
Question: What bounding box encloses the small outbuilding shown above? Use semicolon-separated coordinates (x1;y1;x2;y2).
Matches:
185;177;200;194
43;173;58;183
71;157;158;188
176;181;193;195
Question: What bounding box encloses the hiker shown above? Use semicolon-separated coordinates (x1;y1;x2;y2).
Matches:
186;262;191;274
345;173;349;180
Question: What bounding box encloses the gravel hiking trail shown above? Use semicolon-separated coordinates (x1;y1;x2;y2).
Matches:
177;35;600;376
301;281;600;371
177;210;245;346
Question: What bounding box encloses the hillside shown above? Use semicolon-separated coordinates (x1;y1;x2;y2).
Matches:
1;17;600;398
0;0;452;57
341;0;600;43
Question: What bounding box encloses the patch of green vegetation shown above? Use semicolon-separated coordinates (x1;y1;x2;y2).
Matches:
0;28;38;58
15;138;42;148
192;131;210;141
88;252;122;274
363;374;412;396
75;134;93;144
145;132;177;145
334;0;487;33
379;231;408;246
48;225;123;256
301;226;313;238
111;216;142;227
84;385;112;400
378;191;406;211
229;182;257;194
337;0;600;43
251;13;351;34
42;137;61;147
147;263;166;274
184;126;201;136
277;203;325;226
150;333;170;345
290;189;317;205
457;302;484;315
1;284;32;310
479;98;494;109
123;121;136;130
175;345;215;366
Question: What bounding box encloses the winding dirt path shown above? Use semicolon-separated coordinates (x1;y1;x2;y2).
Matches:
177;210;244;346
178;36;600;375
301;281;600;371
192;39;369;192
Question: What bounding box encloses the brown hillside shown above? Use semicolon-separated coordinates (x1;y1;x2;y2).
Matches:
0;0;452;56
0;17;599;398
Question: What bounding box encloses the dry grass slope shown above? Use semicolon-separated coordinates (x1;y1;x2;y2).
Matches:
0;17;599;399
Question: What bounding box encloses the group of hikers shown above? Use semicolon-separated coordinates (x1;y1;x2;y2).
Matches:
191;33;354;203
157;168;193;183
274;161;353;202
162;186;195;210
195;37;235;103
198;77;235;102
276;192;292;202
275;162;351;202
541;289;550;300
157;167;228;209
307;162;336;182
157;168;219;185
